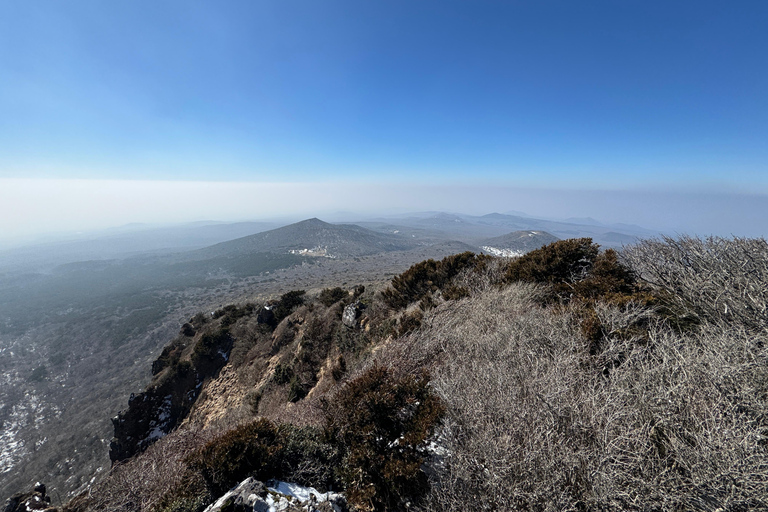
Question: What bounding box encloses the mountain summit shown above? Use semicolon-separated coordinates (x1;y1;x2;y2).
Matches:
193;218;419;259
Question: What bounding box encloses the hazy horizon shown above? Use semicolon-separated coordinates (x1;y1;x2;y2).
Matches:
2;1;767;245
2;178;767;249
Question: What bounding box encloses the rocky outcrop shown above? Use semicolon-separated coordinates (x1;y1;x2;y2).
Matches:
342;302;365;329
3;482;55;512
110;328;234;464
204;478;348;512
257;305;275;326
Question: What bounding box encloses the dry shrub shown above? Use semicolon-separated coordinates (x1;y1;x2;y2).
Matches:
72;428;217;512
503;239;640;305
185;418;281;497
409;284;768;511
622;235;768;333
381;252;489;310
318;287;349;307
324;365;445;511
451;255;509;294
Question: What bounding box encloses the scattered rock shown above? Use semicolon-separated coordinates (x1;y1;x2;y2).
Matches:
342;302;366;329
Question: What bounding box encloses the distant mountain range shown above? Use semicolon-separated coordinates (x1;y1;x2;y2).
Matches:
357;211;654;248
0;211;660;274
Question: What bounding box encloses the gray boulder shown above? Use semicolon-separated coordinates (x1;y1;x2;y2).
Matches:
342;302;366;328
204;478;269;512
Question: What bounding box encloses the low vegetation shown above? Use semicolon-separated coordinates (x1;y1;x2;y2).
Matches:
325;366;444;511
28;236;768;512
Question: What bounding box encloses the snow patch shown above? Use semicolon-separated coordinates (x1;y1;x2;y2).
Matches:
289;246;337;259
204;479;344;512
481;246;524;258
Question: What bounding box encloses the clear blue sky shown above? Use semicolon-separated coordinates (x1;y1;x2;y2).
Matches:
1;1;767;240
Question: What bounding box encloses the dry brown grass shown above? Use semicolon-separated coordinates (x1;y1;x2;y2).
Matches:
405;280;768;511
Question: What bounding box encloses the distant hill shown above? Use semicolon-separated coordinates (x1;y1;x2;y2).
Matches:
0;221;281;272
478;230;559;257
360;212;659;248
191;218;420;260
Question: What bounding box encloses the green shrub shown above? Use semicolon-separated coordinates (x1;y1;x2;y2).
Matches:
318;287;348;307
179;421;340;503
275;425;341;490
152;339;185;376
382;252;488;310
573;248;637;299
504;239;642;306
335;327;371;354
272;363;294;385
190;329;232;369
154;467;211;512
247;390;262;415
325;366;445;511
287;375;306;402
505;238;598;288
273;290;306;324
185;419;281;496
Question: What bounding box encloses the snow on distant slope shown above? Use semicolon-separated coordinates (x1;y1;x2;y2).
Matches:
480;246;524;258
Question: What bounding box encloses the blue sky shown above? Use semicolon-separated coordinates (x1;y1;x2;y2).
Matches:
1;1;767;240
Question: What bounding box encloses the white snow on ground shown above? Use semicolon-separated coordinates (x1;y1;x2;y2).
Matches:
481;246;524;258
288;247;337;259
0;393;44;474
267;480;339;504
205;479;344;512
265;480;344;512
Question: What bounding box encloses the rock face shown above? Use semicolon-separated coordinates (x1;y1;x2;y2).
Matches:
204;478;348;512
3;482;55;512
342;302;365;329
256;306;275;326
109;383;193;464
110;329;234;464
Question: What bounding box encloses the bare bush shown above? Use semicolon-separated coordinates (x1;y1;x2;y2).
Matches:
74;428;217;512
622;235;768;333
409;284;768;511
452;256;510;294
